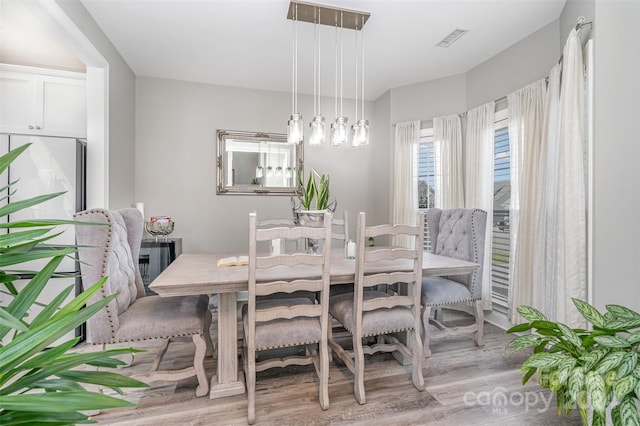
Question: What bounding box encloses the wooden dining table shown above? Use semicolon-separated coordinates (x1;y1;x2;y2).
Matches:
149;251;478;400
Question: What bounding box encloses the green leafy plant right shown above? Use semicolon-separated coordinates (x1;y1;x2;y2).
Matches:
507;298;640;426
295;168;331;211
0;143;147;425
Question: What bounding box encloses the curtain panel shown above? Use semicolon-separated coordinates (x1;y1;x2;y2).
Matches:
507;79;547;325
433;114;464;209
392;121;420;247
507;27;587;328
464;102;495;310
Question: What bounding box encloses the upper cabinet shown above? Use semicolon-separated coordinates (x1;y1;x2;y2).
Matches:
0;65;86;138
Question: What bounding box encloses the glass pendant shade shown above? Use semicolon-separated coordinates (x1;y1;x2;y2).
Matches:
276;166;283;178
309;115;326;146
356;118;369;146
351;123;361;147
331;116;349;146
266;166;273;177
287;113;303;144
255;165;264;178
285;166;293;179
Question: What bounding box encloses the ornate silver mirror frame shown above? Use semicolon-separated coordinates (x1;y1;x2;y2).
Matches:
216;129;303;195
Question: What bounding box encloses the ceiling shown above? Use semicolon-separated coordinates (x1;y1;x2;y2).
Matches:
78;0;566;101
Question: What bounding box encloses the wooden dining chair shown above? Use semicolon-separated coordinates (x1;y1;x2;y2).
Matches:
243;211;333;424
74;208;213;397
328;211;425;404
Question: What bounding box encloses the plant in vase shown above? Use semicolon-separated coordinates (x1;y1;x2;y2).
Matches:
507;298;640;426
293;168;335;253
0;144;147;425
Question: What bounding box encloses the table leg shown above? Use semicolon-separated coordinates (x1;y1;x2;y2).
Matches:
209;292;245;399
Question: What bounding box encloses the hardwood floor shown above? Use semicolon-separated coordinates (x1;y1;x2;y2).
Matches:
82;308;582;425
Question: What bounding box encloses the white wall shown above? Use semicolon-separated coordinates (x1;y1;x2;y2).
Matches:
466;21;560;109
135;76;376;253
591;1;640;313
54;0;136;210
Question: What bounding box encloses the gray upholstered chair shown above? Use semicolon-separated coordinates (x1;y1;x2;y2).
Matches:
328;211;425;404
74;208;213;397
421;208;487;357
243;211;332;424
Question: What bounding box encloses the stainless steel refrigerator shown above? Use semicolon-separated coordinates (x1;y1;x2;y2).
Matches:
0;134;86;345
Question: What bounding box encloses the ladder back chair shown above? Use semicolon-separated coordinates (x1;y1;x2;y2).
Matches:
243;211;333;424
328;211;425;404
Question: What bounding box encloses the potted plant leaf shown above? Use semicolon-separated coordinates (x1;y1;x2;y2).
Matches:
292;168;335;253
0;143;147;425
507;298;640;426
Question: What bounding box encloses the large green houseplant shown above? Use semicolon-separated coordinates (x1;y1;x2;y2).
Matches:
0;144;147;425
507;298;640;426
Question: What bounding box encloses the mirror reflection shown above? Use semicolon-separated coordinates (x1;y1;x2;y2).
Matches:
217;130;303;195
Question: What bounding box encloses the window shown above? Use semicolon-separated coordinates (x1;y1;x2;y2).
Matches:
416;114;512;311
418;128;437;250
491;113;510;308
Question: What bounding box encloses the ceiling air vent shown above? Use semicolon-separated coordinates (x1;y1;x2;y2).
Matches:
436;28;469;48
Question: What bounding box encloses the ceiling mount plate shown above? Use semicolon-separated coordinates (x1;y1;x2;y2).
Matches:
287;1;370;30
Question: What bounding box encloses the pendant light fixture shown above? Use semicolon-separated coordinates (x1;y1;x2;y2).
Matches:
286;2;370;148
287;2;303;145
351;19;360;147
354;14;369;146
331;11;349;146
309;8;325;146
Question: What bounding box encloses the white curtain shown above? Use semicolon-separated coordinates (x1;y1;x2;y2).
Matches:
546;29;587;327
434;114;464;208
464;102;495;310
507;80;547;324
507;28;587;328
392;120;420;247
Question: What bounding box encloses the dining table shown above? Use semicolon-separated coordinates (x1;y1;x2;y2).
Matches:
149;250;479;400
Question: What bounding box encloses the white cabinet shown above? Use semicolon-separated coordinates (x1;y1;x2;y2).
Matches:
0;65;86;137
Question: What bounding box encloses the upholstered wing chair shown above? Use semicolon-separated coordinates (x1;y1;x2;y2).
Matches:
74;208;213;396
421;208;487;357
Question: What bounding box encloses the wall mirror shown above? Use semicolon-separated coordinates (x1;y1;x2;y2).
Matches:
216;129;303;195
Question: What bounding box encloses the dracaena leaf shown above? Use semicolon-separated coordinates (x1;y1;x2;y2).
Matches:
616;351;639;380
508;334;541;352
606;304;640;320
585;371;607;413
557;357;577;385
517;305;547;322
613;375;638;400
627;331;640;345
594;351;626;375
573;298;606;328
568;367;585;403
522;352;567;370
557;323;583;350
594;335;631;348
619;395;640;426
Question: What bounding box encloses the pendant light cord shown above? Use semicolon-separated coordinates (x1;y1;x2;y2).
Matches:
339;11;343;117
361;15;365;120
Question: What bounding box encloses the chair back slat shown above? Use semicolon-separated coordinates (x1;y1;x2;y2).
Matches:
365;248;418;263
255;304;323;322
362;271;417;288
362;295;414;312
257;225;326;242
255;279;325;296
256;253;324;268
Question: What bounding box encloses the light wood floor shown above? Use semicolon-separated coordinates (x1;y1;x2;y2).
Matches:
82;308;582;425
